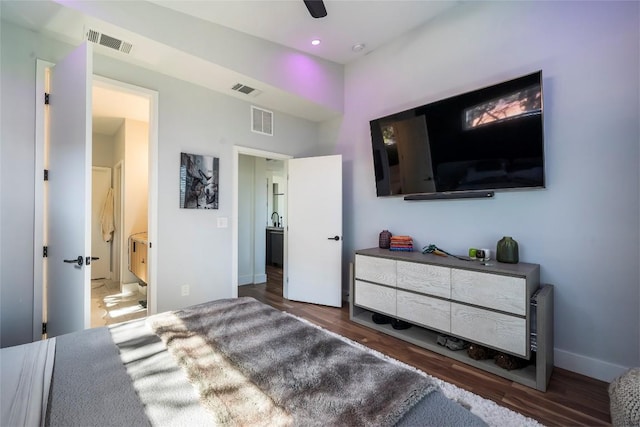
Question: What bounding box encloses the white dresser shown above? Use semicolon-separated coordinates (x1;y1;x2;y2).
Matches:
351;247;553;391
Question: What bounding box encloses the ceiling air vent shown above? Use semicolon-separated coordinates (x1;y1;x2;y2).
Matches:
251;106;273;136
232;83;262;97
85;28;133;54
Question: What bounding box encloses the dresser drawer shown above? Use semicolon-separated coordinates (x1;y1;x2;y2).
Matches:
397;261;450;298
355;255;396;286
451;269;526;315
397;290;450;333
354;280;396;316
451;302;527;356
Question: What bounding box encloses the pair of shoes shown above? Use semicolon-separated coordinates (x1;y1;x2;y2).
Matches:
372;313;392;324
391;319;412;330
445;337;468;351
436;334;468;351
436;334;449;346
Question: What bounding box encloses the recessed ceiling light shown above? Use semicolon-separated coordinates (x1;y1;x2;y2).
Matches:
311;39;321;46
352;43;366;52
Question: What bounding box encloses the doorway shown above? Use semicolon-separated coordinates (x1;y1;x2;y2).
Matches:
90;80;150;327
232;147;292;299
232;148;344;307
32;57;159;339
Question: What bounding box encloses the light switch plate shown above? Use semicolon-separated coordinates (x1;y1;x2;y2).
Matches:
217;217;228;228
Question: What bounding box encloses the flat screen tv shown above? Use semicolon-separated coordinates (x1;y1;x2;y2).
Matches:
369;71;544;199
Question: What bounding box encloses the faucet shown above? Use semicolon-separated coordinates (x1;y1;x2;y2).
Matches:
271;212;280;227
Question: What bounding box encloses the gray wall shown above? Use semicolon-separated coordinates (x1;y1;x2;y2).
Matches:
238;154;268;286
0;20;319;347
336;1;639;381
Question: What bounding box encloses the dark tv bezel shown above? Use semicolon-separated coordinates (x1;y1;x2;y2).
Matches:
369;71;545;199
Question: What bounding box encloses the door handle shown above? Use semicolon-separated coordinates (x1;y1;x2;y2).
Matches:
86;256;99;265
327;236;340;241
64;256;84;266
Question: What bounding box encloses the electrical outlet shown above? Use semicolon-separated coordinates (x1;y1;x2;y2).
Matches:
181;284;190;296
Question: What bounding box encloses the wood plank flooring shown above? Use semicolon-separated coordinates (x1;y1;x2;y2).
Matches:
239;266;612;426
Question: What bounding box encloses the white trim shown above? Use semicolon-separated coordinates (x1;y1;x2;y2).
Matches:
554;348;630;382
91;166;112;280
232;146;292;298
33;59;54;341
113;160;124;284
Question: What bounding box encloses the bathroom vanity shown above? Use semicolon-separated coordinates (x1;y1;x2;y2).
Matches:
266;227;283;266
129;232;148;284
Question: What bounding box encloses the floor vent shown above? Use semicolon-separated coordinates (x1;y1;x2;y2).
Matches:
251;106;273;136
232;83;262;97
85;28;133;54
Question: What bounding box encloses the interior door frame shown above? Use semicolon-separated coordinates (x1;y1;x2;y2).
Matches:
231;146;292;298
91;166;113;280
113;160;124;284
33;63;159;340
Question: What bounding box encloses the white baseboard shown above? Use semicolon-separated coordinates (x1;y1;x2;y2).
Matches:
254;273;267;284
554;348;630;382
238;275;253;286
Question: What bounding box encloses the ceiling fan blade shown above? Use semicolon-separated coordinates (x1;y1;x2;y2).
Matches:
304;0;327;18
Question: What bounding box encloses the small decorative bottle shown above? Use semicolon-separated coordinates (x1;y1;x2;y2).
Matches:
497;236;519;263
379;230;392;249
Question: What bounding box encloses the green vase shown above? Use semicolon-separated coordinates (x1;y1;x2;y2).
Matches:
497;236;519;263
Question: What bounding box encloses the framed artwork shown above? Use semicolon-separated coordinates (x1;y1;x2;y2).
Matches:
179;152;219;209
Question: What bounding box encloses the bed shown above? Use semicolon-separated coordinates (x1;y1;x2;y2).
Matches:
1;297;486;426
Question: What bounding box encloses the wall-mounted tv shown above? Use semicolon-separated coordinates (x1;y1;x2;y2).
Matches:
369;71;544;200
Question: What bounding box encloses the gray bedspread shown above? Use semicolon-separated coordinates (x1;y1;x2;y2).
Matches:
43;299;486;427
45;327;149;427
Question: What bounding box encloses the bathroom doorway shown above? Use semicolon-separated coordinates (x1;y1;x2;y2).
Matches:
90;79;150;327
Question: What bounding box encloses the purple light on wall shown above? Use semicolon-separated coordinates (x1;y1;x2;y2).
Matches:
282;53;335;106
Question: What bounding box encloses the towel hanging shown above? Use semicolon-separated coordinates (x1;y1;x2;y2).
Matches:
100;188;115;242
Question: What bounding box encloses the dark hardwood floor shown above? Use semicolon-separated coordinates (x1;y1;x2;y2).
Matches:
239;266;611;426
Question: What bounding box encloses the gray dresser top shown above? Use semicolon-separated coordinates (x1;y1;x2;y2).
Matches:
356;247;539;277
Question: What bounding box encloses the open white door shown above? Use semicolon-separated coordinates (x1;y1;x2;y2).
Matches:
46;43;93;337
286;155;342;307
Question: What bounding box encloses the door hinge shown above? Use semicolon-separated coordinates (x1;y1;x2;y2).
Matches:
44;169;49;181
149;242;152;249
44;93;50;105
43;246;48;258
42;322;47;334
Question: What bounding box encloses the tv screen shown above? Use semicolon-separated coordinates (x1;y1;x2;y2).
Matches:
370;71;544;198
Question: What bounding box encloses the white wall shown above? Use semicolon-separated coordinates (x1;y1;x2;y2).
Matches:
238;154;255;285
335;1;639;381
0;20;319;346
92;133;115;167
253;157;267;284
238;155;268;286
120;119;148;285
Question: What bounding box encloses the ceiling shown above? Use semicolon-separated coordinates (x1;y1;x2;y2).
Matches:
92;85;150;135
2;0;459;124
148;1;458;65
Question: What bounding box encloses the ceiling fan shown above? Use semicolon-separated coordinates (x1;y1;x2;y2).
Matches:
303;0;327;18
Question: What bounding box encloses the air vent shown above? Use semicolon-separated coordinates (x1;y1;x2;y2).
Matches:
251;106;273;136
85;28;133;54
232;83;262;97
